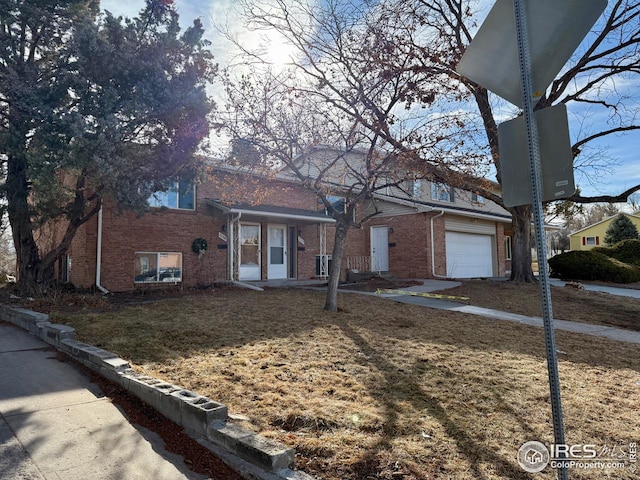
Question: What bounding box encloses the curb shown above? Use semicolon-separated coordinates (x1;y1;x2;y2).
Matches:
0;305;316;480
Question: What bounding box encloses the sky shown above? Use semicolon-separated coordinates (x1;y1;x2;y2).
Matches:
100;0;639;202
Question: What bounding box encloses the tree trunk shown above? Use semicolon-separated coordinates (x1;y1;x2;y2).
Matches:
324;222;349;312
6;150;53;294
508;204;536;283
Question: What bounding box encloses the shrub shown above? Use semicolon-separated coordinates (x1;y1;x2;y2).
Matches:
593;239;640;266
548;250;640;283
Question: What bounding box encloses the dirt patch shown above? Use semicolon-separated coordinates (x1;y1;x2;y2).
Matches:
435;279;640;331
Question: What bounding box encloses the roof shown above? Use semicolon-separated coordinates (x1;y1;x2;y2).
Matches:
373;193;513;223
569;213;640;236
205;199;336;224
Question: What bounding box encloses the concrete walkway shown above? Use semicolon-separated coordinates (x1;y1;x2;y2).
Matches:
549;278;640;298
0;322;207;480
346;279;640;344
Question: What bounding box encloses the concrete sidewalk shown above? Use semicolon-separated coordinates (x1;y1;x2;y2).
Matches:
0;322;207;480
351;279;640;344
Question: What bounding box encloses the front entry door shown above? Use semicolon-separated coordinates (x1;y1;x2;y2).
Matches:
371;226;389;272
268;224;287;279
239;224;260;280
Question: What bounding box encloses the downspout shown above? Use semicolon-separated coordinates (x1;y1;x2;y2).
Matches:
95;206;110;294
430;209;449;279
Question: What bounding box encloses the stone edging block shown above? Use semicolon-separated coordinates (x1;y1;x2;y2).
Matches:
0;305;300;476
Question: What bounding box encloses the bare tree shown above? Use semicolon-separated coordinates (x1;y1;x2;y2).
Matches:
219;67;427;311
397;0;640;281
218;0;496;309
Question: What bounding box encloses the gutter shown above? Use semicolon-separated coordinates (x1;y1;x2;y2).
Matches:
95;206;110;294
225;207;335;224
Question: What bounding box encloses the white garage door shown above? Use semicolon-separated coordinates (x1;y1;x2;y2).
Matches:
445;232;494;278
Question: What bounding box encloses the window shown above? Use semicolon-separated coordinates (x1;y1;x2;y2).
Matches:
134;252;182;283
504;236;512;260
407;179;423;197
319;195;346;214
472;192;485;203
431;182;454;202
584;236;599;246
148;178;195;210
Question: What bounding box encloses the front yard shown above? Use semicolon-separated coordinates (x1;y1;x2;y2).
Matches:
436;280;640;331
50;287;639;480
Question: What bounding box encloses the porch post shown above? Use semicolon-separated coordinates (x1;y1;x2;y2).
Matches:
319;223;328;278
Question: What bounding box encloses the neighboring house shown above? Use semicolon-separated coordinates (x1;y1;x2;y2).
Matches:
569;213;640;250
42;155;514;292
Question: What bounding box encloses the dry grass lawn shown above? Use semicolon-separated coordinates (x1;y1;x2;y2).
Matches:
49;288;639;480
436;280;640;331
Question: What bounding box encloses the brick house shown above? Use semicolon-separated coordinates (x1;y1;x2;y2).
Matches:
362;180;512;279
47;163;513;292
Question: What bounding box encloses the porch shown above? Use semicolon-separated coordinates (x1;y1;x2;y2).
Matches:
205;199;336;282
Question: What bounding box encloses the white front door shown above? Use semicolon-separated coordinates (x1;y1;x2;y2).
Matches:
239;224;261;280
267;224;287;279
370;226;389;272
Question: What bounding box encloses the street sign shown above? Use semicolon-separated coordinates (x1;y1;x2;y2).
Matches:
499;104;575;207
457;2;608;478
456;0;607;107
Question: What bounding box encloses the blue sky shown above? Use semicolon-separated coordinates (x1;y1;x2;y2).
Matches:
101;0;639;201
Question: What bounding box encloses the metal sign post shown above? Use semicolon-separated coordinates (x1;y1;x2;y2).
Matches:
513;1;568;478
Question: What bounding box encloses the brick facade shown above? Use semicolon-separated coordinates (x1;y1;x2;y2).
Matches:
58;170;510;292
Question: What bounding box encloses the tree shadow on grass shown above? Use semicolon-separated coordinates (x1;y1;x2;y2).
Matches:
336;319;540;480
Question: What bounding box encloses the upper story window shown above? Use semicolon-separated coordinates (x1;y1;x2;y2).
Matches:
431;182;454;203
320;195;346;214
407;179;423;197
472;192;485;203
149;178;195;210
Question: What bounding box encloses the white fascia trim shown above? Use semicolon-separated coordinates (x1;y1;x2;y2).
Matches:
227;208;336;224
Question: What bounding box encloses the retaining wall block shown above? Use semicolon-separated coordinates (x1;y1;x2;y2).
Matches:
179;394;228;436
122;372;166;411
0;306;50;334
40;324;76;348
60;339;130;372
207;421;294;472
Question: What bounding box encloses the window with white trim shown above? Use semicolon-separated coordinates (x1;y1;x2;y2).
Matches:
134;252;182;283
504;236;512;260
585;236;598;246
148;178;195;210
431;182;454;202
